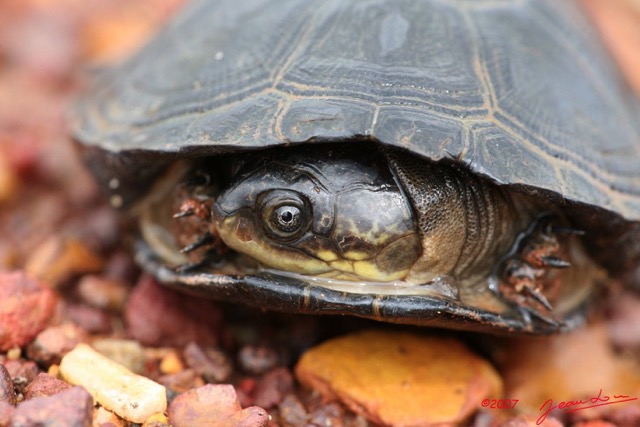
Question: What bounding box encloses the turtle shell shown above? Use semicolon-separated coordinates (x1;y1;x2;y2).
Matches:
73;0;640;333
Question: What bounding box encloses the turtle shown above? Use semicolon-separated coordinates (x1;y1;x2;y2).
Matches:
72;0;640;334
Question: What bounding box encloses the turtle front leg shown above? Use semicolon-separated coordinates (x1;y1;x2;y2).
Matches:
497;216;580;316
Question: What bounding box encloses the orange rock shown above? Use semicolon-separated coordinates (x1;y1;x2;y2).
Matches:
0;151;19;204
25;235;104;288
498;323;640;424
79;0;188;64
295;330;503;427
581;0;640;94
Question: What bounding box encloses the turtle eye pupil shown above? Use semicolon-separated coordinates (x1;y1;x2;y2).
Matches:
272;205;301;233
260;191;310;240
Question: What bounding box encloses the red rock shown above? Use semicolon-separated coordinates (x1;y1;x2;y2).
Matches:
125;275;222;347
254;368;294;409
11;386;93;427
23;373;72;399
0;271;58;351
168;384;269;427
0;365;16;406
26;323;89;367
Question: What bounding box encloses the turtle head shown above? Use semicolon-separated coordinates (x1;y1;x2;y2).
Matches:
212;146;422;282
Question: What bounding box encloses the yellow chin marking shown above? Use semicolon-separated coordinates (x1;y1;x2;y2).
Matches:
218;216;410;282
219;216;332;275
316;250;340;262
343;250;371;261
327;259;408;282
353;260;408;282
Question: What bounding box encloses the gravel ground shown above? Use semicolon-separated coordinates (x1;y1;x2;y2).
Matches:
0;1;639;426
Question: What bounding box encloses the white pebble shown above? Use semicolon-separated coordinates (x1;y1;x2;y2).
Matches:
60;343;167;423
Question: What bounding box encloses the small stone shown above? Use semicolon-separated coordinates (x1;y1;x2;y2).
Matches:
142;413;171;427
159;350;184;375
25;235;104;288
278;395;308;427
296;330;503;427
254;368;294;409
77;275;129;312
238;345;280;375
1;359;39;396
46;365;60;379
22;373;72;399
0;365;16;406
93;407;126;427
159;369;206;395
499;414;563;427
125;275;222;347
60;343;167;423
5;349;20;361
91;339;145;374
0;271;58;351
26;323;89;367
168;384;269;427
308;402;345;427
11;386;93;427
183;342;232;383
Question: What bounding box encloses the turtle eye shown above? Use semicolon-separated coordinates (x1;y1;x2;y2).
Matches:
260;191;310;240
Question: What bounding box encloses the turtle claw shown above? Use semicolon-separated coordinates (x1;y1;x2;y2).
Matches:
173;209;195;219
496;214;576;315
541;256;571;269
180;232;214;253
175;261;205;273
173;197;213;221
523;284;553;311
549;225;585;236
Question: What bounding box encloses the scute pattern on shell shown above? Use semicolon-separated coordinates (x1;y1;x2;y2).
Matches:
72;0;640;220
